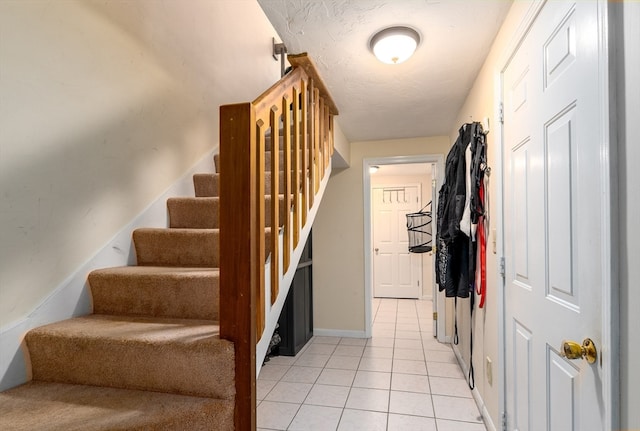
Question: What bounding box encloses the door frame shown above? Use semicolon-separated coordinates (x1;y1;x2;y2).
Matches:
496;0;619;428
363;154;444;339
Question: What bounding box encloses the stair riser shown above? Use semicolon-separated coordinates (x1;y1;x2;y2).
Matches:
168;198;219;229
193;171;299;198
89;270;219;320
26;328;235;399
133;229;219;267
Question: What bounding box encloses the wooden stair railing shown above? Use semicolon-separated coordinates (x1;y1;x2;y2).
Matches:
219;53;338;430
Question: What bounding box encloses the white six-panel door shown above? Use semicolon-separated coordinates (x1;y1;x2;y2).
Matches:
503;1;608;430
373;185;422;299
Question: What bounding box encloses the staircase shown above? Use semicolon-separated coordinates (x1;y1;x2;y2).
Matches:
0;154;234;430
0;53;337;431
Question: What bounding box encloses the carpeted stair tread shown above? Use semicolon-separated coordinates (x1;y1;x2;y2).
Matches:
133;228;219;267
167;197;219;229
0;381;233;431
89;266;219;320
26;315;234;399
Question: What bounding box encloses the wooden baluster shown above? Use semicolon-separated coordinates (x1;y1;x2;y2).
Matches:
324;104;330;172
256;122;266;337
307;79;315;209
313;87;321;193
219;103;257;431
292;85;301;248
318;96;325;178
282;94;292;279
329;114;335;156
269;107;280;303
301;79;309;225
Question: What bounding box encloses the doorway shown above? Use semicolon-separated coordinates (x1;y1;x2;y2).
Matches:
363;155;445;340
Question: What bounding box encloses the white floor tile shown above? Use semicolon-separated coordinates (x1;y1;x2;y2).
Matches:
264;381;313;404
391;373;430;393
393;359;428;375
394;347;425;361
294;352;331;368
288;404;342;431
316;368;356;386
326;355;361;370
387;413;437;431
256;400;299;430
352;370;391;390
429;376;473;398
394;330;422;340
281;366;322;384
427;361;465;378
394;339;423;350
358;357;393;373
333;345;365;357
432;395;483;423
304;343;338;355
257;299;483;431
363;346;394;359
265;355;298;366
257;379;277;400
389;390;434;417
259;364;290;381
373;323;396;331
345;387;390;412
312;336;342;345
372;328;396;338
338;409;387;431
437;418;487;431
424;349;457;363
366;337;395;348
339;337;368;346
422;337;454;351
304;384;350;408
396;323;420;331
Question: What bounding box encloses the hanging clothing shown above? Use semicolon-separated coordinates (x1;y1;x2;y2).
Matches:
435;122;486;298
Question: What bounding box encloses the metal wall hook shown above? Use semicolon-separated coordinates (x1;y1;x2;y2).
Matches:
272;38;288;77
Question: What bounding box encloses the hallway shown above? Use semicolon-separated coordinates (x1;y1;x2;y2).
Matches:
257;298;486;430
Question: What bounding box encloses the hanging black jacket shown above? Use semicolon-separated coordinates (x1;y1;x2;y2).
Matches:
436;122;486;298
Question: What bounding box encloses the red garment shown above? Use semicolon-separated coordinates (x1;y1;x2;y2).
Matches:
476;181;486;308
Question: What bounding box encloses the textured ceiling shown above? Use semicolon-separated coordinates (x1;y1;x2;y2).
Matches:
258;0;512;142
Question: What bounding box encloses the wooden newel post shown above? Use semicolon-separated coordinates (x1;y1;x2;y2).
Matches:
219;103;257;431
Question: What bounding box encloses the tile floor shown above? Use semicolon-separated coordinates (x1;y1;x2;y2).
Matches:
257;298;487;431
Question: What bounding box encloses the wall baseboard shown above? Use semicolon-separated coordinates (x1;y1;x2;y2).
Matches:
0;151;215;391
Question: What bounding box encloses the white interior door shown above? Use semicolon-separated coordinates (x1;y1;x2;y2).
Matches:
373;185;421;299
503;2;609;430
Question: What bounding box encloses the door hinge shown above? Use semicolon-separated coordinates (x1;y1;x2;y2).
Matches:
501;411;507;431
499;257;506;278
433;312;438;320
417;280;420;287
499;102;504;124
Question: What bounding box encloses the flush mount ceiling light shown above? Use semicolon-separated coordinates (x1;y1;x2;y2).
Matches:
370;26;421;64
369;165;380;174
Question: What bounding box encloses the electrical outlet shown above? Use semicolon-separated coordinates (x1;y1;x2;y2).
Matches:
486;356;493;386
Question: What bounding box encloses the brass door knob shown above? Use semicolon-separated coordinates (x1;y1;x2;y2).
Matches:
560;338;597;364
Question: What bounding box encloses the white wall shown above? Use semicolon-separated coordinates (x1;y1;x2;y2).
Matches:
313;137;450;335
0;0;281;389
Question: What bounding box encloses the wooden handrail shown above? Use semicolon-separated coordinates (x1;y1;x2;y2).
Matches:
219;53;338;431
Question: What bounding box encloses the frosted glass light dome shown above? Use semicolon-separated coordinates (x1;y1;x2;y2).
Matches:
370;26;420;64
